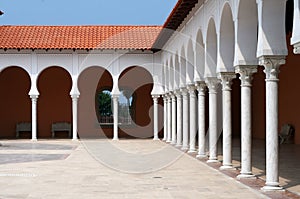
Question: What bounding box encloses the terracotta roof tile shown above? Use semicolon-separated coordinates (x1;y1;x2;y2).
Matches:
0;25;162;50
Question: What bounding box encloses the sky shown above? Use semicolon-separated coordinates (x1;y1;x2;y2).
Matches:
0;0;178;25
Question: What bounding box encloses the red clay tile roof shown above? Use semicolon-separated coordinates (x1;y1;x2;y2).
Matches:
0;25;162;50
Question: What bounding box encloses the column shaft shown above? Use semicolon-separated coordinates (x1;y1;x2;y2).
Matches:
188;85;197;153
196;82;207;158
176;91;183;147
205;78;220;163
219;73;235;169
31;95;38;141
153;96;159;140
260;56;285;190
167;95;172;143
163;95;168;141
171;94;177;144
181;88;189;150
236;66;257;178
113;95;119;140
72;95;79;140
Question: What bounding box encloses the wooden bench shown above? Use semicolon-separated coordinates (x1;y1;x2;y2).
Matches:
51;122;72;138
16;122;32;138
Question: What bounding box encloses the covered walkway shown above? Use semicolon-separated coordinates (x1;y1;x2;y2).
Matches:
0;139;299;198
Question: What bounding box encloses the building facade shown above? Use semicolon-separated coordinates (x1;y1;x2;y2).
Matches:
0;0;300;191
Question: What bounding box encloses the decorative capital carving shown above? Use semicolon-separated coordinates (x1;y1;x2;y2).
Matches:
235;65;257;87
205;77;220;94
152;94;160;99
71;94;80;99
195;81;207;95
293;42;300;54
259;56;286;81
180;87;189;99
30;95;39;100
175;89;182;98
218;72;236;91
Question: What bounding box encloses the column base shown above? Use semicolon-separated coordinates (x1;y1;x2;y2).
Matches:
188;149;197;154
181;146;188;151
175;144;182;148
237;173;256;179
171;141;177;145
72;138;79;141
261;184;284;191
112;138;119;141
153;138;160;141
220;165;235;170
31;139;37;142
166;140;172;143
196;154;207;159
207;159;219;163
162;138;167;141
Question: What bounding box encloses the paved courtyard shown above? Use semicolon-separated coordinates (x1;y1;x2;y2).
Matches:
0;139;299;199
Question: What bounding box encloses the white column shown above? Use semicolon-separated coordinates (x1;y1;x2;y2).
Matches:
171;93;177;145
218;72;236;169
260;56;285;190
188;85;197;153
196;82;207;158
112;94;119;141
30;95;38;141
181;88;189;150
205;77;220;163
236;66;257;178
167;94;172;143
71;94;79;141
175;90;183;147
152;95;160;140
163;95;168;141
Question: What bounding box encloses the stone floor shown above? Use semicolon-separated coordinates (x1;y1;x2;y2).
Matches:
0;139;298;199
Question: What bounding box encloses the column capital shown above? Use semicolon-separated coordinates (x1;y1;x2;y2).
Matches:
294;42;300;54
205;77;220;94
174;89;182;97
218;72;236;91
259;56;286;81
112;94;120;99
187;84;196;92
71;94;80;99
180;87;188;95
195;81;207;95
152;94;160;99
30;94;39;99
235;65;257;87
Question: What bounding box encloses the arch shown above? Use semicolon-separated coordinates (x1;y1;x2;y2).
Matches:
179;46;187;87
118;66;154;139
186;39;195;84
195;29;205;81
218;2;235;72
38;65;72;80
234;0;258;66
0;66;31;138
78;66;113;138
205;18;218;77
37;66;72;138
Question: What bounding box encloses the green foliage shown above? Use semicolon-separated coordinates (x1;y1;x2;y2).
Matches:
97;90;112;116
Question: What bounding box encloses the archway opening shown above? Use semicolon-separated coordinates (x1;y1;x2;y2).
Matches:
0;66;31;139
37;66;72;138
78;66;113;138
118;66;154;139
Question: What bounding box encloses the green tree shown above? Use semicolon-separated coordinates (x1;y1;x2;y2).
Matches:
97;90;112;116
